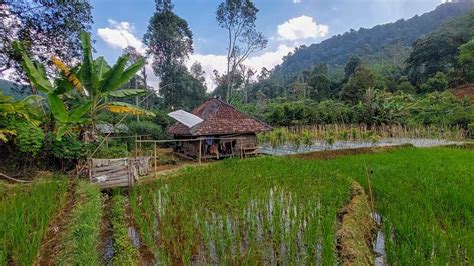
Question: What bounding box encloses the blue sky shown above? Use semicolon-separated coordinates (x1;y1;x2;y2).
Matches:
91;0;446;89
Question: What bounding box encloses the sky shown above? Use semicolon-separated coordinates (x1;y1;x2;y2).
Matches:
91;0;447;90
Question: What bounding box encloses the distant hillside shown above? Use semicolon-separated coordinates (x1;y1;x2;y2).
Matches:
271;2;474;81
0;79;31;99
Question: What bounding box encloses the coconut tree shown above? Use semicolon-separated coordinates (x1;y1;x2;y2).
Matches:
14;32;154;139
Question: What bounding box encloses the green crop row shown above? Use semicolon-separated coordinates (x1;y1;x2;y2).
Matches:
0;178;68;265
56;181;103;265
110;191;139;265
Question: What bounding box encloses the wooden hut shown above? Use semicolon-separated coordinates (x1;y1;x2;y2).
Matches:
168;98;271;160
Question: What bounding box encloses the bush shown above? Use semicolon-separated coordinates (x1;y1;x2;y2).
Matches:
3;118;44;155
128;120;165;140
49;134;84;160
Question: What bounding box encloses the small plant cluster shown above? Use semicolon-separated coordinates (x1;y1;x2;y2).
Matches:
110;192;139;265
257;124;467;150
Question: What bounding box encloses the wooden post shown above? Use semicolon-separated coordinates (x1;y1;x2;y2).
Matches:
198;139;202;164
135;134;138;157
154;141;157;173
240;138;243;159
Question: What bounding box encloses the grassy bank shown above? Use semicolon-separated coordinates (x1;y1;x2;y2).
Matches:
0;178;68;265
56;181;103;265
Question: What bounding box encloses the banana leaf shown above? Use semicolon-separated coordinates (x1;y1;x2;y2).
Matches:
100;55;129;93
106;89;146;98
13;42;53;93
47;93;68;123
105;101;155;116
69;101;92;122
112;58;146;90
80;32;94;93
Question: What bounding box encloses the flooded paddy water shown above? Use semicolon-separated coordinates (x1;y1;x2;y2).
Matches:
260;138;464;155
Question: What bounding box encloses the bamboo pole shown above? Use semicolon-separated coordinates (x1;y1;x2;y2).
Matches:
154;141;157;173
135;134;138;157
198;139;202;164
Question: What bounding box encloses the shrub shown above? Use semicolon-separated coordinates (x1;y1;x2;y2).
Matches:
128;120;165;140
3;118;44;155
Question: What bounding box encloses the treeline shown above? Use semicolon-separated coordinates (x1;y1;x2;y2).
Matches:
219;7;474;131
271;2;474;81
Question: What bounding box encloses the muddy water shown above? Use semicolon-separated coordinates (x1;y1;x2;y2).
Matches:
372;212;387;266
101;195;115;265
260;138;463;156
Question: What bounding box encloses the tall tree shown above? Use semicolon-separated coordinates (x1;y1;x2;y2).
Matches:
190;61;207;86
161;65;207;110
143;0;193;77
0;0;92;82
341;64;375;103
457;39;474;83
216;0;267;100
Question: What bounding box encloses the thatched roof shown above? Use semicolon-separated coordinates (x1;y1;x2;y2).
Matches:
168;98;271;136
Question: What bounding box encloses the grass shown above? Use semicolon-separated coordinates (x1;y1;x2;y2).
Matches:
307;147;474;264
0;178;68;265
130;157;352;264
56;180;103;265
110;191;139;265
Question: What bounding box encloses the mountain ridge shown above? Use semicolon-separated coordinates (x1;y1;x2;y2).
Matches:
271;2;474;81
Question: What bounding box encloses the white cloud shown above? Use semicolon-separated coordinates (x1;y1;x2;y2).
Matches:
97;19;145;53
277;15;329;41
293;0;301;3
187;44;294;91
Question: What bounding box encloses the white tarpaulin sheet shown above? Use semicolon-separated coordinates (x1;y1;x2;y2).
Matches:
168;110;203;128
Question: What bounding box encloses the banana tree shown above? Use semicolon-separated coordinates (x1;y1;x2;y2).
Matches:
14;31;154;139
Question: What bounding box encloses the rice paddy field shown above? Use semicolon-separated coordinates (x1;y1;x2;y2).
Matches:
130;146;474;264
0;146;472;264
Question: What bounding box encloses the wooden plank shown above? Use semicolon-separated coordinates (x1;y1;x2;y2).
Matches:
92;164;127;173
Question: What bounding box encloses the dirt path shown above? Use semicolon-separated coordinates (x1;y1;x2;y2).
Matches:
34;180;78;265
336;182;376;265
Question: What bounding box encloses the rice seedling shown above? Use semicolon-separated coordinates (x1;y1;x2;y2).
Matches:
0;178;68;265
56;181;103;265
107;191;140;265
130;157;352;264
261;124;469;150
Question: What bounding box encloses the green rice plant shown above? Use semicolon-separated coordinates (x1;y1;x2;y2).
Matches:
288;133;302;151
315;147;474;264
56;181;103;265
0;178;68;265
301;129;314;147
130;157;352;264
110;191;139;265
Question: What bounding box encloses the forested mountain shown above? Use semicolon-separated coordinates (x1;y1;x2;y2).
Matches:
271;2;474;81
0;79;30;99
